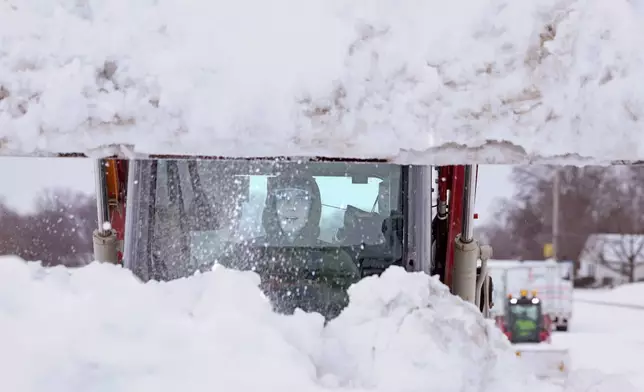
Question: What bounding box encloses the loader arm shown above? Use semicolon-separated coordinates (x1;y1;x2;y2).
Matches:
93;159;129;264
434;165;487;297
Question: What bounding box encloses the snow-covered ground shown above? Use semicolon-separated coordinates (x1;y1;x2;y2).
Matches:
0;255;596;392
574;284;644;308
552;300;644;390
2;0;644;163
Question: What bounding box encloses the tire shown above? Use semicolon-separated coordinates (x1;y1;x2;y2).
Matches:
555;324;568;332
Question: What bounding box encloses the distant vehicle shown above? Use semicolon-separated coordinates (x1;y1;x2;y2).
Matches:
497;290;552;344
495;289;570;380
487;259;573;332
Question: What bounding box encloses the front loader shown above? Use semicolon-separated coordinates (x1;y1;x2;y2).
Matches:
496;290;570;380
90;159;494;318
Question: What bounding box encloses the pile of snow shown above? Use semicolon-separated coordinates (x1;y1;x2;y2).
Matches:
2;0;644;163
0;256;567;392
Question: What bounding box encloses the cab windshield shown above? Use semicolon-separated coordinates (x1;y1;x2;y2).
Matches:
125;159;404;283
508;303;541;341
509;303;540;321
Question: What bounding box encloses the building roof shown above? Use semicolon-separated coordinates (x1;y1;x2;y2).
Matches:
580;234;644;265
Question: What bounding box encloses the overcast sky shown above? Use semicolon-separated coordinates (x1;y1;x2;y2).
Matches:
476;165;514;223
0;158;95;214
0;158;515;224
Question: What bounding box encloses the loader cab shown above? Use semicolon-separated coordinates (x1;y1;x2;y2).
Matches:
504;290;550;344
120;159;434;319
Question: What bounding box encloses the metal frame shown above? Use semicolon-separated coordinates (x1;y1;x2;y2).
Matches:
403;165;433;274
122;158;416;281
444;165;464;286
92;159;119;264
122;159;158;281
99;158;492;314
94;159;110;234
461;165;476;243
451;165;492;309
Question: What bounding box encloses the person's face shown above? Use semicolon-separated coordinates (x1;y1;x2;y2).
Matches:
274;188;312;236
378;182;390;213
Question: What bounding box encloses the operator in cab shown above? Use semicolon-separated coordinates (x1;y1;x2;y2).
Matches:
220;173;360;320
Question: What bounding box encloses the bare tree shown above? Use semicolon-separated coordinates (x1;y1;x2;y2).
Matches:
477;222;520;260
0;188;97;266
0;197;24;254
585;234;644;283
480;165;644;266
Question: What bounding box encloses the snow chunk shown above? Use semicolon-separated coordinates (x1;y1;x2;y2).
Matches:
318;267;533;392
0;260;322;392
0;256;603;391
1;0;644;163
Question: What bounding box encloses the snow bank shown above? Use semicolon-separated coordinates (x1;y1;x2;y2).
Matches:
1;0;644;163
576;283;644;307
552;302;643;391
0;256;566;392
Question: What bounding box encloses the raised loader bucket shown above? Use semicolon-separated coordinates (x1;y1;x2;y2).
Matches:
514;345;571;380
